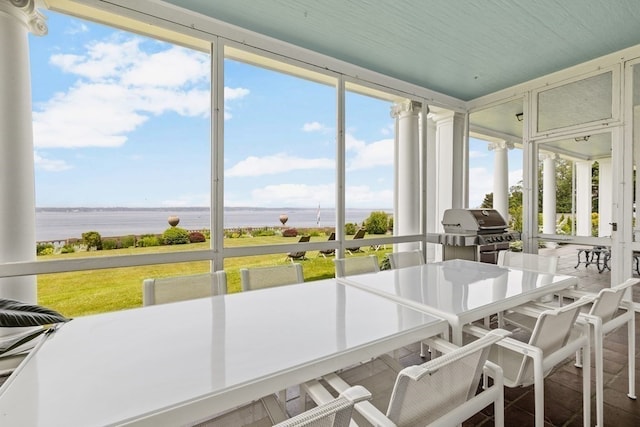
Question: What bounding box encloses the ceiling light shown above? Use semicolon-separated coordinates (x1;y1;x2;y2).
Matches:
574;135;590;142
515;113;523;122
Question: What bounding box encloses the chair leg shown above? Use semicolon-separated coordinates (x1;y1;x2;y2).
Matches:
628;316;636;399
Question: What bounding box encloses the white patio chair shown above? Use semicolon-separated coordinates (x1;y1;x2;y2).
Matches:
388;249;425;269
142;271;227;306
304;329;509;427
240;263;304;291
497;251;559;273
493;251;559;326
273;385;371;427
464;297;593;427
501;278;638;427
333;255;379;278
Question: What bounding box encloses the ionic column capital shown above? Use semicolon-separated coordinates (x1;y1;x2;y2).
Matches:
390;100;423;118
539;152;558;161
488;140;514;151
0;0;47;36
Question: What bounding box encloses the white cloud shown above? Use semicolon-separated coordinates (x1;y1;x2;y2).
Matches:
302;121;327;132
468;167;493;208
225;182;391;208
161;193;210;207
346;133;393;170
469;150;488;159
225;153;334;177
65;22;89;35
36;36;248;148
34;152;72;172
247;183;334;207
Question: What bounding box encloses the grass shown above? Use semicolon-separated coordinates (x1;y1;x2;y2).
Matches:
37;235;391;318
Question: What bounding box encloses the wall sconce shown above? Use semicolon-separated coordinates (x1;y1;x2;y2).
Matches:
574;135;590;142
515;113;523;122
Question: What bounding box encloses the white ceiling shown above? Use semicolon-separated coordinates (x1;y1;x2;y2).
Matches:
165;0;640;101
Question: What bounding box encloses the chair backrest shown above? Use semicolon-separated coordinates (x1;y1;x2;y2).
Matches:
385;329;508;426
240;263;304;291
388;250;424;269
589;278;639;322
142;271;227;306
273;385;371;427
514;297;588;384
334;255;379;277
346;229;366;251
288;235;311;258
319;232;336;256
497;251;558;274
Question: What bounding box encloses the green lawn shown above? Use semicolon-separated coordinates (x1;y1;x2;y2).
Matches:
37;235;391;318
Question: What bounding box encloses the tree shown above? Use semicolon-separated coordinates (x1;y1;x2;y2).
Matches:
82;231;102;250
365;211;389;234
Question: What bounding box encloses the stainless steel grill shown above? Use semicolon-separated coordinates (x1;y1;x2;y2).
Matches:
427;209;521;263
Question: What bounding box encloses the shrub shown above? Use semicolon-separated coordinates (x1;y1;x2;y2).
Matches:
82;231;103;250
379;255;391;271
345;223;357;235
189;231;206;243
365;211;389;234
163;227;190;245
138;235;160;247
60;244;76;254
282;228;298;237
36;243;54;256
102;239;119;250
121;235;136;248
253;228;276;237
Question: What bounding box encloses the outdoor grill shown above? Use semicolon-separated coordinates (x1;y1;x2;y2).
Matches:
427;209;521;263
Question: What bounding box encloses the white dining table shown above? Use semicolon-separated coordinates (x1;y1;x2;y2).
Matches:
0;279;447;427
338;259;579;345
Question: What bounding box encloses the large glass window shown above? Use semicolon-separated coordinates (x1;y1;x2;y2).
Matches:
344;84;396;242
31;12;211;252
222;54;336;247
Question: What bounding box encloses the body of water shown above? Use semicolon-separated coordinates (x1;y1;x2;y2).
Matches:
35;208;390;242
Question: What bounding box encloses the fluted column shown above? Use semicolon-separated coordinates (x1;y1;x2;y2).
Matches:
541;153;557;235
488;140;512;222
575;160;593;236
391;100;421;251
0;0;47;303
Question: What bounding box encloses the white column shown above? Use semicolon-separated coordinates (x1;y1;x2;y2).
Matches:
488;140;512;221
433;111;467;223
0;0;46;303
425;117;439;261
598;158;612;237
575;161;593;237
541;153;557;235
391;101;421;251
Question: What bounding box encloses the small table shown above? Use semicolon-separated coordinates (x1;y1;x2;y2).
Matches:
575;246;611;273
339;259;578;345
0;280;446;426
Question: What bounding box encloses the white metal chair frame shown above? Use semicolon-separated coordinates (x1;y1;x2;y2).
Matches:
142;271;227;306
240;263;304;292
333;255;379;278
304;329;509;427
465;297;592;427
504;278;638;427
274;385;371;427
388;249;425;269
497;251;559;273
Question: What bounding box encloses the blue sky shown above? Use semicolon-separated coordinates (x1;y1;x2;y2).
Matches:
29;11;521;209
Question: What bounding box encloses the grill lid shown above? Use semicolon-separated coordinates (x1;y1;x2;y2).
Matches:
441;209;508;234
